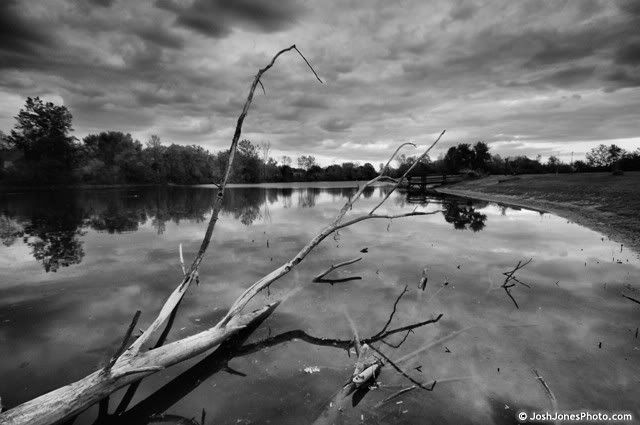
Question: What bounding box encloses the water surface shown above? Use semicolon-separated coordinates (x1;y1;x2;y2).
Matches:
1;184;639;424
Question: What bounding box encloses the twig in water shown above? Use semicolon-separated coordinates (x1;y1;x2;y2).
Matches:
500;258;533;309
313;257;362;284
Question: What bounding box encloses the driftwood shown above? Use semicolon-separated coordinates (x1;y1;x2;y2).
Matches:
532;368;559;425
94;293;441;424
312;287;443;424
313;257;363;284
0;45;446;425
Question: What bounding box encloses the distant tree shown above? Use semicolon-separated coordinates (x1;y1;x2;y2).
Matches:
146;135;166;182
82;131;145;183
444;143;473;173
238;139;258;158
586;144;625;169
258;141;271;180
472;141;490;170
547;155;561;174
234;139;261;183
280;155;292;166
297;155;316;170
6;97;80;183
361;163;377;179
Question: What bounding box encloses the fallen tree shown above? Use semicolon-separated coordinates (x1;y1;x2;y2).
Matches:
0;45;445;425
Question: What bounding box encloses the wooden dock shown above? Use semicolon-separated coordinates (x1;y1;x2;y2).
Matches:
404;174;464;191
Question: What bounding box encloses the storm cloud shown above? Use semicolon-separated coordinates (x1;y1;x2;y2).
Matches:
0;0;638;164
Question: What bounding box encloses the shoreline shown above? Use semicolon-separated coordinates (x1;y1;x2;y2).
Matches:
436;183;640;255
0;180;374;193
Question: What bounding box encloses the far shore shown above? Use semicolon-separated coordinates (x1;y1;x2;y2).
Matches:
0;180;378;193
437;171;640;254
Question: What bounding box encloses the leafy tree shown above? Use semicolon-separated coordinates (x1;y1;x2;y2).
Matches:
81;132;145;183
297;155;316;170
146;134;166;182
472;141;490;170
547;155;560;173
586;144;625;169
280;155;292;166
6;97;80;183
444;144;473;173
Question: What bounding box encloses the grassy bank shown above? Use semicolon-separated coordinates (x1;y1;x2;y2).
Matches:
437;172;640;253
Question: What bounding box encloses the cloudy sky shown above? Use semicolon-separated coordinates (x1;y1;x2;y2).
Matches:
1;0;639;165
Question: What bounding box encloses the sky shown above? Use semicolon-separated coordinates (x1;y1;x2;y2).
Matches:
1;0;639;166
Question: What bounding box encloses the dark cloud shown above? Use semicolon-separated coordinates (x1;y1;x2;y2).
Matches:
157;0;304;37
536;66;596;88
614;39;640;65
449;1;477;21
290;96;329;109
133;26;185;49
526;38;595;67
0;1;53;55
88;0;116;7
618;0;640;16
604;68;640;90
320;118;351;132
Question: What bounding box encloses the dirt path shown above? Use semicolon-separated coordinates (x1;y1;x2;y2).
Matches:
436;172;640;254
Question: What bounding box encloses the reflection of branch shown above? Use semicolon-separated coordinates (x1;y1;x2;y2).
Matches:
372;286;408;340
104;311;141;373
108;298;442;425
313;257;362;284
622;294;640;305
501;258;533;309
149;413;200;425
369;345;436;391
374;385;417;408
238;314;443;356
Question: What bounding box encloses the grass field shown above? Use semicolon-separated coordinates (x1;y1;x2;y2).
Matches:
437;171;640;253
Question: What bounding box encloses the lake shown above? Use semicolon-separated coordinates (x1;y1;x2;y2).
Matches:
1;184;639;424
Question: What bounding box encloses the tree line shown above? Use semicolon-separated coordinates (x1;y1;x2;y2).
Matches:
0;97;380;186
1;97;638;186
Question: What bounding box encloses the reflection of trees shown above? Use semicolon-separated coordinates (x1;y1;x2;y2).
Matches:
0;187;486;272
362;185;375;199
298;187;321;208
0;191;85;272
223;188;263;225
442;199;487;232
0;215;22;246
88;204;145;233
0;187;273;270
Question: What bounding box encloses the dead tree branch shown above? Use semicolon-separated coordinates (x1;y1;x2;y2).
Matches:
313;257;362;283
369;345;437;391
372;285;408;340
104;311;141;373
370;131;445;215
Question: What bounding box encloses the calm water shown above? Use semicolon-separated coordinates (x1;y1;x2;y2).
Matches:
0;184;639;424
